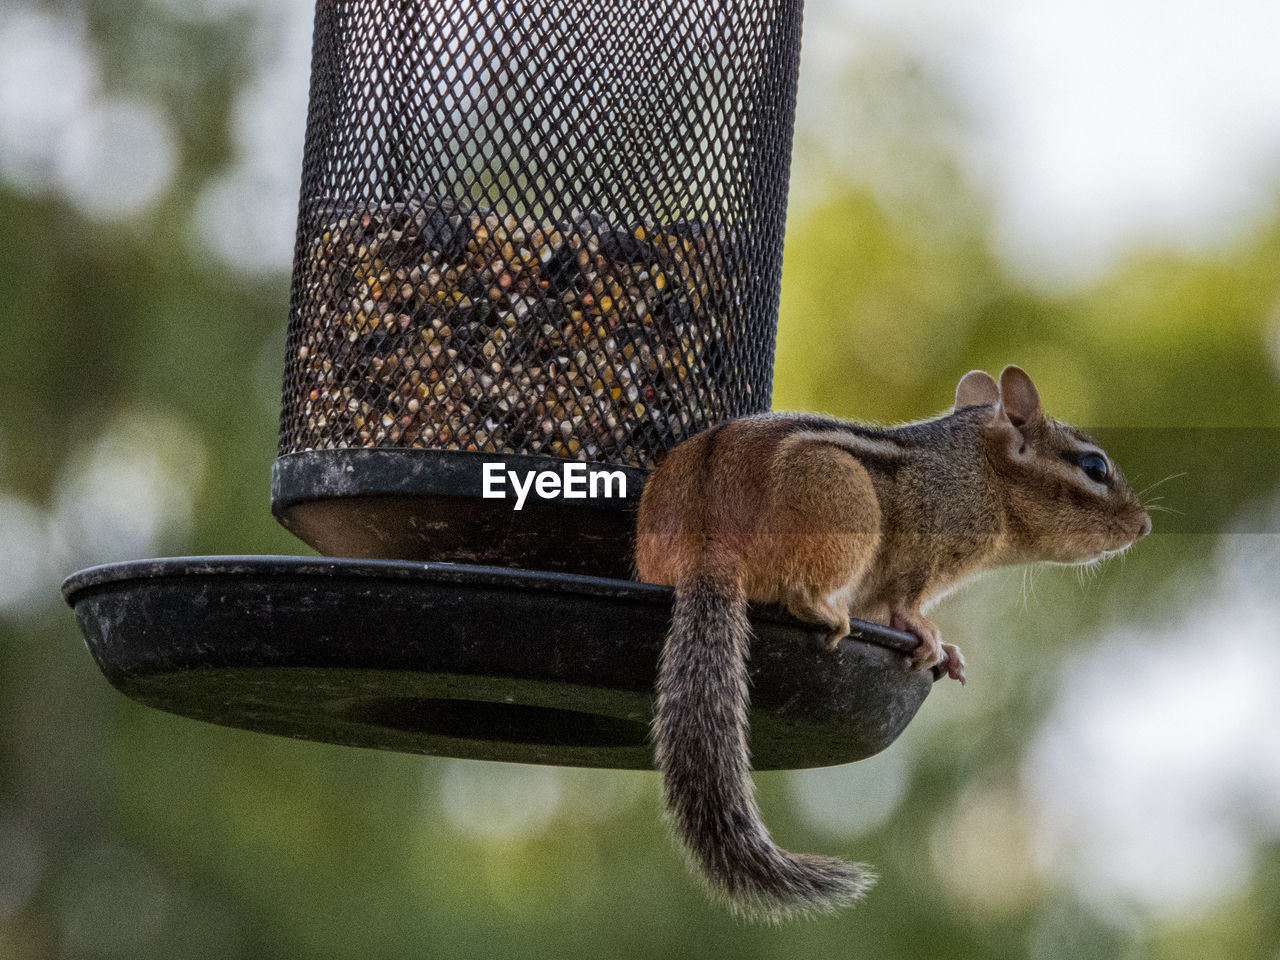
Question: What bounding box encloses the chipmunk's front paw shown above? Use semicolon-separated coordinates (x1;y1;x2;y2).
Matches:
891;610;942;672
940;642;966;686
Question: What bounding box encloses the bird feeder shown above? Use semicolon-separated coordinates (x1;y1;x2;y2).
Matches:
64;0;943;768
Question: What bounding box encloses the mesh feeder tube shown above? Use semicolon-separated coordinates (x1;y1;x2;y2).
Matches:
271;0;806;574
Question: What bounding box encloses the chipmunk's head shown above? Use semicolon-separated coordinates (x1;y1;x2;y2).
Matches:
956;366;1151;565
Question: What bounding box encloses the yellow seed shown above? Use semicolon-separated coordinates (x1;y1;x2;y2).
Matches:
634;225;646;240
654;273;666;291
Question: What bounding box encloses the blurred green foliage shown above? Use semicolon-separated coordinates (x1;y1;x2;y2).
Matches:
3;2;1280;959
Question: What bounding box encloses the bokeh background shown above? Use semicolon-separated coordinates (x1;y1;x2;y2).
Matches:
4;0;1280;956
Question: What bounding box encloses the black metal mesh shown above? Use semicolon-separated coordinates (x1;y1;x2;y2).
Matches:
280;0;804;469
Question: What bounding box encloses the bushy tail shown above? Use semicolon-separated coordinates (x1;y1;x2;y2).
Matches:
652;575;875;922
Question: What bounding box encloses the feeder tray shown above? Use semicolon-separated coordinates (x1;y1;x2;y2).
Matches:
63;557;939;770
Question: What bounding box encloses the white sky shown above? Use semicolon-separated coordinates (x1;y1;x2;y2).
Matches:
1025;533;1280;918
804;0;1280;284
2;0;1279;285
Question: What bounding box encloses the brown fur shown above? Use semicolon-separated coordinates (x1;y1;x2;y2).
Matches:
636;366;1151;921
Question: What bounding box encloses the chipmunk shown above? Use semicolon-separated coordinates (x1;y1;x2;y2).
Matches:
635;366;1151;922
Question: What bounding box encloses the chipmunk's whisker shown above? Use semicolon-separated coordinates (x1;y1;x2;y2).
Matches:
1021;565;1039;610
1137;472;1186;500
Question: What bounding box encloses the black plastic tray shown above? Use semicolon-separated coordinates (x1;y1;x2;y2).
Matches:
62;557;937;769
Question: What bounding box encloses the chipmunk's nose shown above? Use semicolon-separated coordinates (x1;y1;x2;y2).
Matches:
1136;513;1152;540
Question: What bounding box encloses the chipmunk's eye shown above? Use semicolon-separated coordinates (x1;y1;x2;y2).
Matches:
1079;453;1109;484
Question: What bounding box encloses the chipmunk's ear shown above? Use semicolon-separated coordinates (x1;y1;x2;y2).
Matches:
996;365;1043;428
954;370;998;410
